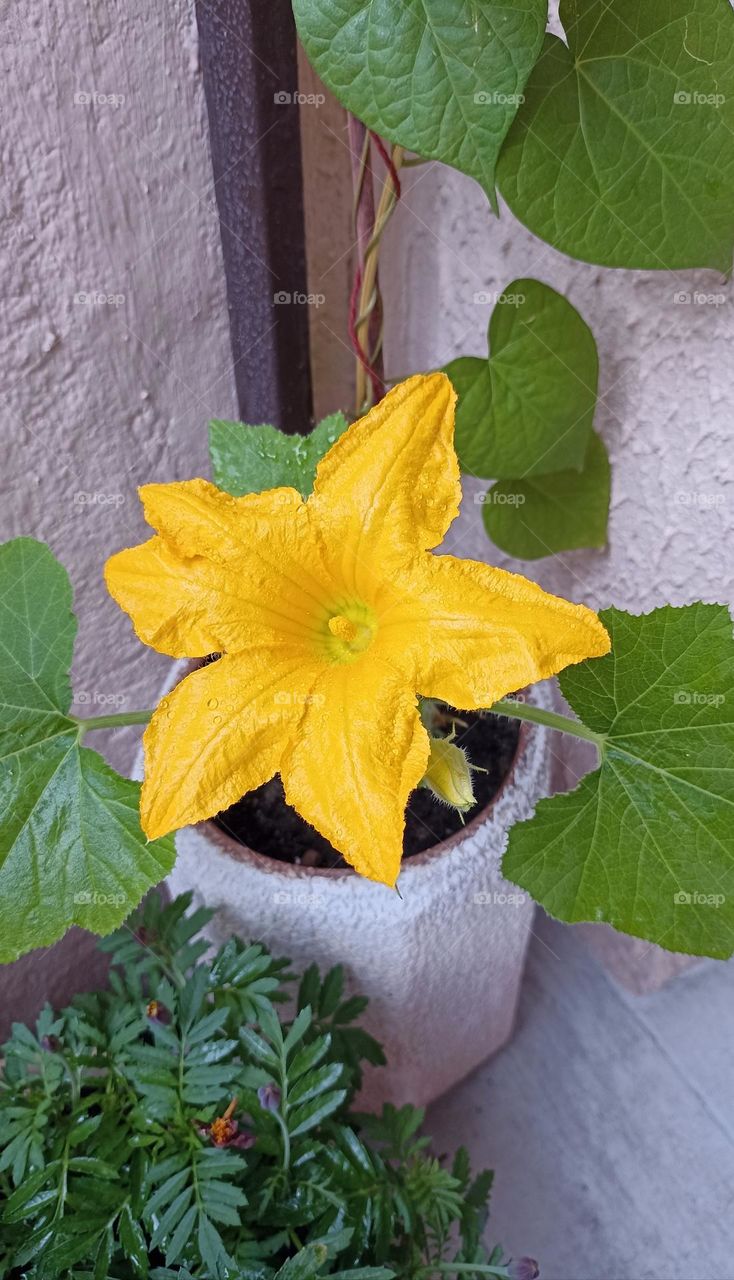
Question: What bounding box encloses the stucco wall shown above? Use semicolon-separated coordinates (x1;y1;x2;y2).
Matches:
383;166;732;618
0;0;237;1030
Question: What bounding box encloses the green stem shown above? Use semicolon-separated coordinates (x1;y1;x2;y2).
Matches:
275;1110;291;1175
63;1055;81;1106
489;697;605;751
73;700;600;754
75;709;153;739
53;1134;72;1222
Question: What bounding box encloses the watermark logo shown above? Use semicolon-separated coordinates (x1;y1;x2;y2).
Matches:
73;491;126;508
474;91;525;107
673;89;725;107
74;91;126;109
473;289;525;307
474;490;526;507
273;90;325;107
674;290;726;307
274;691;325;707
673;690;725;707
74;691;127;709
474;890;527;907
273;891;323;908
674;889;725;907
73;291;125;307
478;691;527;712
675;490;725;509
74;890;127;906
273;290;325;308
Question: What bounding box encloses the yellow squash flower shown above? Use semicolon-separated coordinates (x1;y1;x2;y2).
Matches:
106;374;609;885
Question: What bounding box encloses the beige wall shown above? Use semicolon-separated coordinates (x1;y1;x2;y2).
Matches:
0;0;238;1032
382;0;733;622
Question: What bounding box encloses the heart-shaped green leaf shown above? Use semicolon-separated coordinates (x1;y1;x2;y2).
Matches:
292;0;547;207
444;278;598;479
497;0;734;270
503;604;734;958
0;538;174;962
483;430;610;559
209;412;349;499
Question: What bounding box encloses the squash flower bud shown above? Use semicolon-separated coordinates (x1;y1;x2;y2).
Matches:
420;735;477;812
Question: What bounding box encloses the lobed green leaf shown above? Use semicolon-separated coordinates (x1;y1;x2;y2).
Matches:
293;0;546;208
483;430;610;559
446;278;598;480
210;412;349;500
504;604;734;956
498;0;734;269
0;538;174;961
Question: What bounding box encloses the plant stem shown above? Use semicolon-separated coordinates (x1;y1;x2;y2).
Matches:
73;700;600;751
357;143;403;405
75;709;153;738
275;1110;291;1175
349;118;384;408
489;697;605;751
351;135;404;413
53;1134;72;1223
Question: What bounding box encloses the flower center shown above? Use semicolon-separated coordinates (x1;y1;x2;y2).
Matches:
325;606;375;660
328;614;359;643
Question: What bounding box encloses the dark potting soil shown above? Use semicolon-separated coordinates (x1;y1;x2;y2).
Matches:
214;707;521;870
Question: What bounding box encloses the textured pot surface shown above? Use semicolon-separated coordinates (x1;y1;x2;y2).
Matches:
157;664;553;1109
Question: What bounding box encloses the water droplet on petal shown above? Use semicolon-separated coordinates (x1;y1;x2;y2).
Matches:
207;697;219;709
213;714;222;725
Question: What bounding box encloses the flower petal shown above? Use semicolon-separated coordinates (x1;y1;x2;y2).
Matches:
139;478;302;564
396;554;611;707
105;536;236;658
309;374;460;574
141;649;320;838
140;478;337;611
280;660;430;886
108;481;341;654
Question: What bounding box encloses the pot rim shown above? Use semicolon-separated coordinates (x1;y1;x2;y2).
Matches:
195;698;534;882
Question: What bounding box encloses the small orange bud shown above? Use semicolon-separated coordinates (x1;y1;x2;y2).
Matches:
209;1115;238;1146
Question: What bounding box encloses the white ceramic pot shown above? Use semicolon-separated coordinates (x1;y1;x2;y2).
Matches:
145;663;553;1109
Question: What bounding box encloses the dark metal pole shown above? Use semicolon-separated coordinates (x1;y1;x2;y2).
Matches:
196;0;313;433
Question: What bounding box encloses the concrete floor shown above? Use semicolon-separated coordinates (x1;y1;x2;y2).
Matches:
427;913;734;1280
